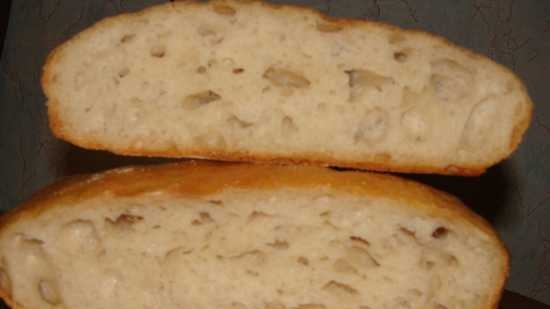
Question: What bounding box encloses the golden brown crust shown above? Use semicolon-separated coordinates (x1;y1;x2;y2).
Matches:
0;161;508;309
41;0;532;176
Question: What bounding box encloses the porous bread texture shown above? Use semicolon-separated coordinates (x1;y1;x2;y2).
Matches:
42;0;532;175
0;162;508;309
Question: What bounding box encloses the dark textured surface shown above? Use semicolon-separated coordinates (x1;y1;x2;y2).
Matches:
0;0;548;307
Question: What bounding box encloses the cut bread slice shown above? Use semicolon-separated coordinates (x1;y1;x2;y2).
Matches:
42;0;532;175
0;162;507;309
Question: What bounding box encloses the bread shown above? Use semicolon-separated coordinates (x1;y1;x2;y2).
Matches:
0;161;507;309
42;0;532;175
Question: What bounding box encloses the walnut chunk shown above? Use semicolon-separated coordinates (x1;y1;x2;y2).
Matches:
182;90;221;110
18;237;48;264
59;219;101;254
401;108;430;142
333;258;358;274
430;58;474;102
346;247;380;268
354;108;389;144
263;67;311;89
461;99;499;149
38;279;62;305
346;69;395;102
197;25;224;45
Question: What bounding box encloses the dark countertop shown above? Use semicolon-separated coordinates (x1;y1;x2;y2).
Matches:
0;0;549;307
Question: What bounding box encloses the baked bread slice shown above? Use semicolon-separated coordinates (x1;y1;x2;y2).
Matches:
0;161;507;309
42;0;532;175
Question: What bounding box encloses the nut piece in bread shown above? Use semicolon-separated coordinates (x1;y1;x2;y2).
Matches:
0;162;508;309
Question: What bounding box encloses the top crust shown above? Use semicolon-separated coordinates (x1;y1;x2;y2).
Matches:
41;0;532;175
0;161;508;309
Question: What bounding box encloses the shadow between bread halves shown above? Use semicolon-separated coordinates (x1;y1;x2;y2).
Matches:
58;143;177;176
404;161;517;225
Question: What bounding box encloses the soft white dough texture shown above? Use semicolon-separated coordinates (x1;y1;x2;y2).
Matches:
44;1;530;171
0;188;502;309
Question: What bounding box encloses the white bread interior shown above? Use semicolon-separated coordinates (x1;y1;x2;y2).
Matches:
42;0;532;175
0;162;508;309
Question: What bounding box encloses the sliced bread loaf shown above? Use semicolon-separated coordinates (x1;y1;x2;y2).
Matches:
0;162;508;309
42;0;532;175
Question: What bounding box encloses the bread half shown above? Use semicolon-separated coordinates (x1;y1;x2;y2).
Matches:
0;161;507;309
42;0;532;175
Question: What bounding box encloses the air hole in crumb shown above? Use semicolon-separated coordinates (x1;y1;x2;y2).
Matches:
192;212;214;225
106;213;144;228
421;260;435;270
118;68;130;78
150;45;166;58
120;34;136;43
248;211;272;221
319;211;330;217
267;240;289;249
297;256;309;266
350;236;370;246
245;269;259;276
227;115;254;129
432;227;449;239
393;51;408;62
233;68;245;74
323;280;359;295
399;227;416;238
